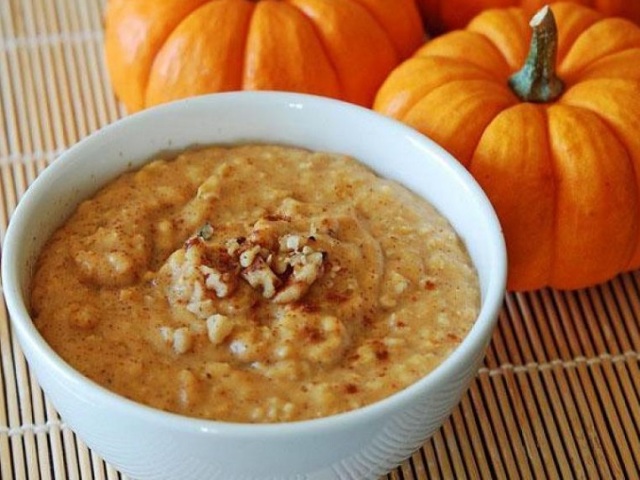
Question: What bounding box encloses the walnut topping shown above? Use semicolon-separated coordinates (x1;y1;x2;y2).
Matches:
241;256;282;299
178;218;327;304
200;265;236;298
160;326;194;354
281;234;301;251
273;249;325;304
239;245;261;268
238;224;327;303
186;281;216;319
225;238;243;256
206;314;234;345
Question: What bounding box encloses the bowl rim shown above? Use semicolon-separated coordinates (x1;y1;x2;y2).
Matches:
1;91;507;437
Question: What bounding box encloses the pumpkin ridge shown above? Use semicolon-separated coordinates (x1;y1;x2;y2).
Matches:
468;103;555;290
560;80;640;154
373;57;497;119
559;81;640;270
415;30;513;80
428;53;510;82
343;0;401;59
140;0;218;108
344;0;425;60
543;104;567;289
404;79;517;166
287;0;399;105
560;16;640;79
577;110;638;181
464;100;542;172
611;130;640;273
239;1;258;90
539;87;561;290
426;58;500;84
549;2;602;62
282;0;345;99
559;48;640;85
547;103;639;287
145;0;255;106
466;7;531;71
241;2;342;98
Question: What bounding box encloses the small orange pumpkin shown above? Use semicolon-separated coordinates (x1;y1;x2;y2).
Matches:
104;0;424;113
417;0;640;34
375;2;640;291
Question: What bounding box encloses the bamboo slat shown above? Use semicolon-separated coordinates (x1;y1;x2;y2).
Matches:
1;1;639;479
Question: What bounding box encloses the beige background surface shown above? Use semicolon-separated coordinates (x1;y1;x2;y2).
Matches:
1;1;639;478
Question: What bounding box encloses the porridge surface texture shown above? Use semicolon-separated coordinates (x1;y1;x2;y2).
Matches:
31;145;480;422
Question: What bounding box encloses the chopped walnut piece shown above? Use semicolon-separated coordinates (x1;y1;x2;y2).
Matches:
173;327;193;354
160;326;194;354
241;256;282;299
239;245;261;268
225;238;243;256
273;248;325;304
206;314;234;345
293;251;324;282
230;218;327;303
280;234;302;251
271;253;291;275
200;265;236;298
186;281;216;319
273;282;308;304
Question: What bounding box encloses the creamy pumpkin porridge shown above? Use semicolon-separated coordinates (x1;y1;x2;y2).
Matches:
31;144;480;423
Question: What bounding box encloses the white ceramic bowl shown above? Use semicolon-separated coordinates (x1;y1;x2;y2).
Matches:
2;92;506;480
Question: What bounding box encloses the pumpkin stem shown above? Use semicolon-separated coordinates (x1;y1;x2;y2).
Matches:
509;5;564;103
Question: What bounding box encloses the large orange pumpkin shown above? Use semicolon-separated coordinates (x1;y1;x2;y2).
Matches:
417;0;640;34
104;0;424;112
375;2;640;291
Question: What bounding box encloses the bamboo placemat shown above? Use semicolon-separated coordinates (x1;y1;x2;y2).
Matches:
1;1;639;479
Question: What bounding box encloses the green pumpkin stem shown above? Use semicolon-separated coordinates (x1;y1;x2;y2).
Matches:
509;5;564;103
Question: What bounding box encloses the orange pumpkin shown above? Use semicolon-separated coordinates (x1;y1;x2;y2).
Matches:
104;0;424;112
375;2;640;291
417;0;640;34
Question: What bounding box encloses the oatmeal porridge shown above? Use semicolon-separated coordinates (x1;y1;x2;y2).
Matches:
30;144;480;423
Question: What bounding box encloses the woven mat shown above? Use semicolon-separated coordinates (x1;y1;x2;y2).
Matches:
1;1;639;479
